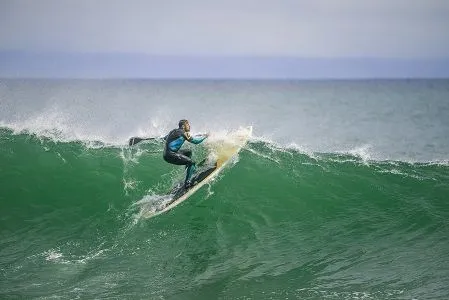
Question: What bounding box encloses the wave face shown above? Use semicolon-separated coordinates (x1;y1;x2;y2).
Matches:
1;128;449;299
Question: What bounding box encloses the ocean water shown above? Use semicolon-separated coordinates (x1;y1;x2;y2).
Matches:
1;79;449;299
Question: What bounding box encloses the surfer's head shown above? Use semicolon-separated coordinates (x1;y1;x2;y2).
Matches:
179;119;190;132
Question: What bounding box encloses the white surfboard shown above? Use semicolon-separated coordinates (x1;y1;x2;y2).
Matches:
143;126;252;219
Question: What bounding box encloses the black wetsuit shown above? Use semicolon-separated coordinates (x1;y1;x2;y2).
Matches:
163;128;207;185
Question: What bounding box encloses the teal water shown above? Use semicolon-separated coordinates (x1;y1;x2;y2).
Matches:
1;79;449;299
1;129;448;299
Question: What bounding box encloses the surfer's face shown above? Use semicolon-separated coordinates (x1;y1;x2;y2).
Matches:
183;122;190;132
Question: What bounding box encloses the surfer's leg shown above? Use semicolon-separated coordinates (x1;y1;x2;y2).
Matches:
185;163;196;186
179;149;192;158
164;151;193;166
164;151;196;187
172;150;196;186
179;150;193;170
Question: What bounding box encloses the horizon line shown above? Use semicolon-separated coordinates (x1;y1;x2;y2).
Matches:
2;52;449;79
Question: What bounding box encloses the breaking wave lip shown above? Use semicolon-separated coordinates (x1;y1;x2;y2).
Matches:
0;121;118;149
249;138;449;166
249;135;318;159
1;121;448;166
0;106;108;143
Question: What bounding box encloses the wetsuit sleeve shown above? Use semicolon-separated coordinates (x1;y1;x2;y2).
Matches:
184;132;207;144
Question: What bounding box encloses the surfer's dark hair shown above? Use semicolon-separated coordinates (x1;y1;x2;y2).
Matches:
179;119;189;128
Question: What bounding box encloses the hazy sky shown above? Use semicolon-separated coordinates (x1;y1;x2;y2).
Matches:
1;0;449;78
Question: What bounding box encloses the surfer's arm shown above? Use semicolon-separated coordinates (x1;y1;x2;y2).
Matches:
184;132;208;144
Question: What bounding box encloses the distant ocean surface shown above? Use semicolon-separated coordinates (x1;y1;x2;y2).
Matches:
1;79;449;299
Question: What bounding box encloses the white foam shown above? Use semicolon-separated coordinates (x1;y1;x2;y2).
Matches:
329;144;375;164
41;246;107;265
122;178;140;195
44;249;64;262
425;159;449;166
119;147;147;165
206;126;252;144
245;147;280;164
346;145;374;162
130;193;174;223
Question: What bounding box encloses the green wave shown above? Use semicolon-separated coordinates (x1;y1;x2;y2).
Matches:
1;129;449;299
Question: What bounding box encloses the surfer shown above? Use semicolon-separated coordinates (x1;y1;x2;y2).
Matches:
163;119;208;188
